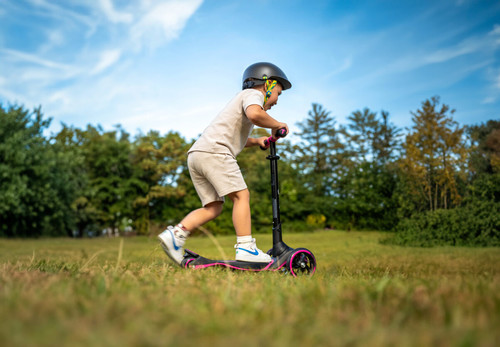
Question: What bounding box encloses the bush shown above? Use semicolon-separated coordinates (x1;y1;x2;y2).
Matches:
383;200;500;247
306;214;326;229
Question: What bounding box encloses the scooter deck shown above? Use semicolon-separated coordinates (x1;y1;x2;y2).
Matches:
181;249;289;272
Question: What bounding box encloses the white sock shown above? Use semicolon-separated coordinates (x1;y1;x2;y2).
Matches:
175;224;190;238
236;235;252;244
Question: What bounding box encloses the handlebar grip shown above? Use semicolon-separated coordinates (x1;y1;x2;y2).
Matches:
260;128;288;150
275;128;288;138
260;139;270;150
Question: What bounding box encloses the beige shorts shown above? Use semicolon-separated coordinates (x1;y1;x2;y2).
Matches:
187;151;247;207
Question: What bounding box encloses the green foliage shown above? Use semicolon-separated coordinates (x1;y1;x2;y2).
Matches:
385;200;500;247
0;105;78;237
389;113;499;247
317;107;401;231
131;130;189;234
1;98;498;247
387;172;500;247
331;162;400;230
466;119;500;176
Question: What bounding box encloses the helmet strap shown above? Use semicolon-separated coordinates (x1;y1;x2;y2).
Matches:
262;76;277;107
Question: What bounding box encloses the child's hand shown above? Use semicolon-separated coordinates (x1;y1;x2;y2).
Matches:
257;136;270;149
272;123;289;138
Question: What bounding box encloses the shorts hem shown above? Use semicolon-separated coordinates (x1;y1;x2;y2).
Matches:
218;185;248;198
201;197;224;207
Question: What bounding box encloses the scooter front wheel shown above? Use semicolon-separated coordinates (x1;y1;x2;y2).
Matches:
287;249;316;277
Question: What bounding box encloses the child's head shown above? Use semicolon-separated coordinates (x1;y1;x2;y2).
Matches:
242;62;291;110
242;62;292;91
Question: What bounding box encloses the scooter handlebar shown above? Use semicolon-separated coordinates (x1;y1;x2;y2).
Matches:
260;128;288;150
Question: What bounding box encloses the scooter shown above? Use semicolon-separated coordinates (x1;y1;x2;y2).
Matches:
179;128;317;277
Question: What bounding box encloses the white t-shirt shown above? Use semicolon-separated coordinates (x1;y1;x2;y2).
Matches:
188;89;264;158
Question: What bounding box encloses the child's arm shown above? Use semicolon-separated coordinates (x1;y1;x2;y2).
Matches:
245;105;289;136
245;136;268;148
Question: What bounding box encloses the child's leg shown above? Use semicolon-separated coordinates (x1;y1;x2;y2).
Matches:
227;189;251;237
180;201;223;232
229;189;271;263
158;201;223;265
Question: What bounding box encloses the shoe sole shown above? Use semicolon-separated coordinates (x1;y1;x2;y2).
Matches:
235;256;272;263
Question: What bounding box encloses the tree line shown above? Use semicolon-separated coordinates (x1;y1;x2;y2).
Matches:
0;97;498;245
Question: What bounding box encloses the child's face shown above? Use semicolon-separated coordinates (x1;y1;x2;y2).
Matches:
264;83;283;111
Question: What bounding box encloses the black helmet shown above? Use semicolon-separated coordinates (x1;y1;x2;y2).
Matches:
242;62;292;90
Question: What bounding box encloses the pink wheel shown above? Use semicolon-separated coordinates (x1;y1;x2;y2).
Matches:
288;249;316;277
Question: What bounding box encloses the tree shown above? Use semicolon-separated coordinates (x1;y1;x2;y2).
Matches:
52;125;96;237
389;117;499;247
398;96;467;212
294;103;343;196
80;125;143;235
464;120;500;204
0;105;78;237
131;130;189;234
344;108;401;164
466;120;500;177
336;108;401;230
345;108;378;162
373;110;402;164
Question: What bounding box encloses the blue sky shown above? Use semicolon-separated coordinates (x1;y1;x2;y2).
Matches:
1;0;499;141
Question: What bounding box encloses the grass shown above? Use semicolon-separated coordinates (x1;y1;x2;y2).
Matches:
0;230;499;347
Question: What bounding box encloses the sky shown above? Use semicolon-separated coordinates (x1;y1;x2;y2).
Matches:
0;0;499;141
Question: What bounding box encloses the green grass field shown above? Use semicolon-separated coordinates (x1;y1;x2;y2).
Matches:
0;231;499;346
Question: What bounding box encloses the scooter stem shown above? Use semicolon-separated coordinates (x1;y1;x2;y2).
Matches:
267;141;289;257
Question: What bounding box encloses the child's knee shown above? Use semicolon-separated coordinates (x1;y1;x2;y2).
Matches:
205;201;223;218
228;189;250;202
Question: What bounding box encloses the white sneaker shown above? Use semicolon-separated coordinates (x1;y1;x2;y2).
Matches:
235;238;272;263
158;225;188;265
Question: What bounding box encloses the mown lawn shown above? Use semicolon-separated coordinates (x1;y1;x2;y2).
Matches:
0;231;499;346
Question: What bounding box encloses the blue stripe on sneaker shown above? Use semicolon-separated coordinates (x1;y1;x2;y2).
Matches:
237;248;259;256
170;229;180;251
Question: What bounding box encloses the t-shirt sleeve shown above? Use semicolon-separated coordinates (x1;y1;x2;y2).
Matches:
242;90;264;113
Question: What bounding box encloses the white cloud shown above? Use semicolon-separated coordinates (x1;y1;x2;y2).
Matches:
91;49;122;75
0;87;24;103
48;90;71;107
482;96;495;104
490;24;500;35
0;48;71;70
118;101;221;139
424;38;481;64
38;30;65;54
27;0;96;32
481;70;500;104
0;0;206;132
0;48;81;92
98;0;133;23
324;57;352;80
490;24;500;46
131;0;203;48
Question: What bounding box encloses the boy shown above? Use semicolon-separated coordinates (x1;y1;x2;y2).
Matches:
158;62;292;265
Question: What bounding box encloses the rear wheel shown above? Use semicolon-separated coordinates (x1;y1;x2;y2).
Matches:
288;249;316;277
